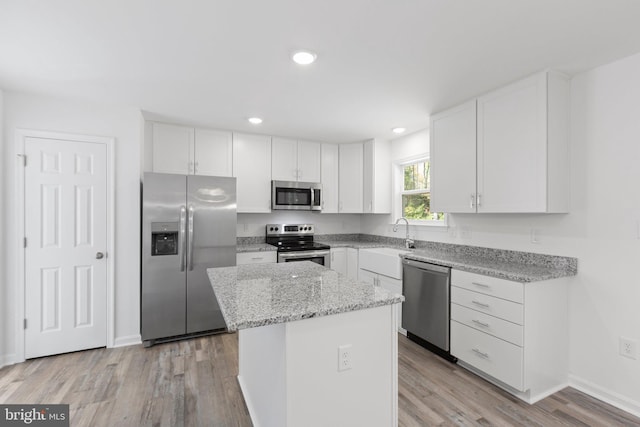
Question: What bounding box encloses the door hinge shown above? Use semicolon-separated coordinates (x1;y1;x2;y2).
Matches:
17;154;26;166
24;319;27;329
23;237;27;248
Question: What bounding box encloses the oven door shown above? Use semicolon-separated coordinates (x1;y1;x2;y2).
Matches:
278;250;331;268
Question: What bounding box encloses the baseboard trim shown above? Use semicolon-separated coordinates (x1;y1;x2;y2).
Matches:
237;375;258;427
112;334;142;348
569;374;640;418
0;353;17;369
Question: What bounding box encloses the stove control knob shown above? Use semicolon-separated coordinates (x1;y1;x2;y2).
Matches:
275;227;279;231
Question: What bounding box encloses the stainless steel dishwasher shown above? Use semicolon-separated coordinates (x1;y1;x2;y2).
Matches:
402;258;457;362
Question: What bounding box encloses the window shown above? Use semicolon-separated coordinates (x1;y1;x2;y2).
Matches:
400;159;445;223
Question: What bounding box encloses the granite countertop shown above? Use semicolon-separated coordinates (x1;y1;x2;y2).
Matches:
207;261;404;331
317;240;390;249
236;243;277;253
401;249;575;283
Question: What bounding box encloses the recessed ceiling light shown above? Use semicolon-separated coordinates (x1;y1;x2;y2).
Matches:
292;51;317;65
392;127;406;134
248;117;263;124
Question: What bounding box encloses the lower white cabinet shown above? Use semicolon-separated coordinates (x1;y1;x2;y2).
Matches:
236;251;277;265
359;268;404;333
330;248;347;275
330;247;359;279
450;269;569;403
346;248;359;279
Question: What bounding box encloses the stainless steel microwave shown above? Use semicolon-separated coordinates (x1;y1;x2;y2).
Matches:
272;181;322;211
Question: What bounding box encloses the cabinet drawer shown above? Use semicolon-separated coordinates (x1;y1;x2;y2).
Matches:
236;252;277;265
451;321;524;391
451;287;523;325
452;269;523;303
451;303;523;346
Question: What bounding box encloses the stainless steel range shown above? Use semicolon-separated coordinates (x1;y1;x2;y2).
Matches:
266;224;331;268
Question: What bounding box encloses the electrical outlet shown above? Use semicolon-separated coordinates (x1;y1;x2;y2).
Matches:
338;344;352;371
461;226;472;239
619;337;637;360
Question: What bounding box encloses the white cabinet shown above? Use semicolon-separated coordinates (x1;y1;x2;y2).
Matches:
430;101;477;213
233;133;272;213
321;143;339;213
272;138;320;182
450;269;569;403
330;248;347;275
346;248;359;279
151;122;232;176
236;251;277;265
363;139;391;214
430;71;569;213
338;143;364;213
152;122;193;175
194;129;233;177
358;248;405;333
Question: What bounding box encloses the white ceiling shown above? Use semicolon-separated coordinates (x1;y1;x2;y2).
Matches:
2;0;640;143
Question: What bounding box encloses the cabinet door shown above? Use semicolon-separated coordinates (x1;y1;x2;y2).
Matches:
297;140;321;182
152;123;193;175
346;248;359;279
477;73;547;212
363;139;391;214
194;129;233;177
233;133;272;213
339;143;363;213
430;101;477;213
377;274;403;330
358;269;377;286
271;137;298;181
330;248;347;275
321;143;339;213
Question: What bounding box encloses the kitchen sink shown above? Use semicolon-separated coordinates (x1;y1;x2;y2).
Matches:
359;247;411;279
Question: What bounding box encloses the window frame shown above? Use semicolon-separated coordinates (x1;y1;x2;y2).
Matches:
394;155;447;227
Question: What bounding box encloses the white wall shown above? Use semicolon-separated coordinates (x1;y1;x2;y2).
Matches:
363;53;640;415
1;92;142;362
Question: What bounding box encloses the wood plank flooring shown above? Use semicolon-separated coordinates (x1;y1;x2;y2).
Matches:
1;333;638;426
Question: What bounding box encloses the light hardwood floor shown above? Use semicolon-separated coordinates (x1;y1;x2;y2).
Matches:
1;333;638;426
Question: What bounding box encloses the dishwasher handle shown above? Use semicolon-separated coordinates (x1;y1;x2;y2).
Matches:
403;259;450;275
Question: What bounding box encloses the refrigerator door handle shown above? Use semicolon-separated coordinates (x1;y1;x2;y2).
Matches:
187;204;195;271
179;205;187;272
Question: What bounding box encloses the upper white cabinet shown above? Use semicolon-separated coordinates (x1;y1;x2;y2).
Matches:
152;123;193;175
430;71;569;213
430;101;477;213
321;143;340;213
338;143;364;213
151;122;232;177
233;133;272;213
194;129;233;177
363;139;391;214
272;138;321;182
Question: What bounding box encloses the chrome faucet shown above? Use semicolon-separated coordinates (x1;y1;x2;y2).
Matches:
393;217;415;249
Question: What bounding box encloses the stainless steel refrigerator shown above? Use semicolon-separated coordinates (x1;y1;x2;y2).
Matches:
141;172;236;346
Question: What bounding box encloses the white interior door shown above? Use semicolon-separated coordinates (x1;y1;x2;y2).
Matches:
24;136;108;359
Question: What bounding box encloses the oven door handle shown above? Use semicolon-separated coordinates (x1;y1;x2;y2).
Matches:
279;251;330;260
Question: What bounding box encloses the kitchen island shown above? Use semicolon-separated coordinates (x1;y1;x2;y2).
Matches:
207;262;404;427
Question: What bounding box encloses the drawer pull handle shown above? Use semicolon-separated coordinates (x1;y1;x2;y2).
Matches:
472;282;490;288
472;348;490;359
251;257;263;260
472;300;490;308
472;319;490;328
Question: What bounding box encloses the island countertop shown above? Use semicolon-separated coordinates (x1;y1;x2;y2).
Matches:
207;261;404;331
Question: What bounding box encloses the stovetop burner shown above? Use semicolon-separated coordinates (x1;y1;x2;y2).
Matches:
265;223;330;252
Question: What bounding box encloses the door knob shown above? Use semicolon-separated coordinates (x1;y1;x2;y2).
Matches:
96;252;104;259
